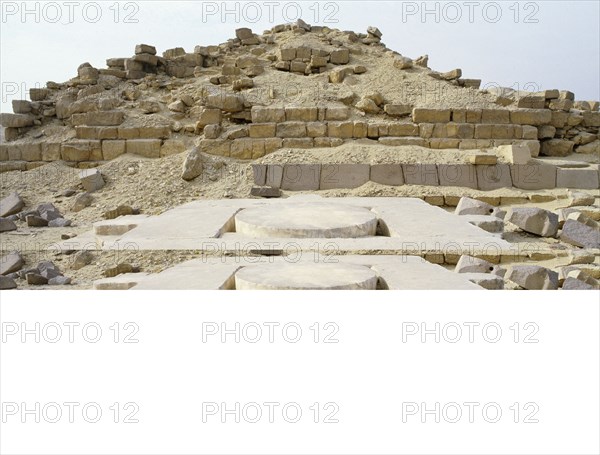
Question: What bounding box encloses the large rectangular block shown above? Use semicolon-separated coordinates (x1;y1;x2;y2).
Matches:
276;122;306;138
583;111;600;127
306;122;327;138
353;121;368;138
281;164;321;190
402;164;439;186
437;165;478;189
370;164;404;186
327;122;354;138
379;137;427;147
252;164;267;185
319;164;370;189
264;138;283;153
282;138;313;148
412;108;451;123
476;164;512;190
118;127;140;139
446;123;475;139
41;143;61;161
249;123;277;138
139;126;170;139
266;165;284;188
481;109;510;124
510;109;552;126
251;106;285;123
71;111;125;126
388;123;419;136
0;113;34;128
556;168;600;189
102;140;126;160
285;106;318;122
510;164;556;190
325;106;350;121
75;126;100;139
230;138;254;159
428;138;460;149
126;139;161;158
19;144;42;161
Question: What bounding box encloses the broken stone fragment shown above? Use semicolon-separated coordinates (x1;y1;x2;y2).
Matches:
0;276;17;290
560;213;600;248
455;197;496;216
507;265;559;290
79;168;105;192
455;255;496;274
463;273;504;290
355;97;380;114
48;276;72;286
135;44;156;55
72;193;94;212
0;192;25;217
367;26;382;38
1;251;24;276
508;207;559;237
0;217;17;232
71;250;95;271
251;187;282;198
26;273;48;285
393;56;412;70
103;205;139;220
38;203;62;221
48;218;72;228
181;147;203;181
26;215;48;227
414;55;429;67
496;143;531;164
38;261;63;280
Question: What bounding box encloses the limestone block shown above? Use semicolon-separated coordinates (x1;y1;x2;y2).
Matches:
325;106;350;120
560;214;600;249
412;108;451;123
102;140;126;160
384;104;412;116
510;164;556;190
556;168;599;189
437;165;478;189
79;168;105;192
135;44;156;55
481;109;510;124
327;122;354;138
196;108;222;129
496;143;531;164
403;164;439;186
251;106;285;123
230;138;255;159
71;111;125;126
540;140;574;157
0;113;34;128
508;207;559;237
476;164;512;191
446;123;475;139
138;126;170;139
510;109;552;125
507;265;558;290
388;123;419;137
330;48;350;64
370;164;404;186
126;139;161;158
266;165;284;187
282;138;313;148
455;256;496;274
29;88;49;101
276;122;306;138
281;164;321;190
306;122;327;138
253;164;267;185
320;164;370;189
264;138;283;153
118;128;140;139
249;123;277;138
285;106;318;121
206;93;244;113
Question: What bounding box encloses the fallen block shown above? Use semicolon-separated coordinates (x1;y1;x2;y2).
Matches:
560;213;600;248
507;265;558;290
455;255;496;274
79;168;105;192
0;192;25;217
1;251;24;276
508;207;559;237
455;197;495;216
496;143;531;164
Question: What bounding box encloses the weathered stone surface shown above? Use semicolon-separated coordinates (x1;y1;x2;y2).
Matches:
72;193;94;212
412;108;451;123
0;113;34;128
0;217;17;232
26;215;48;227
540;139;574;157
476;164;512;190
330;48;350;64
560;214;600;248
510;109;552;125
0;276;17;289
265;165;284;188
48;276;72;286
563;277;596;290
437;165;478;189
0;192;25;217
71;111;125;126
135;44;156;55
507;265;558;290
126;139;161;158
463;273;504;290
556;168;599;189
370;164;404;186
320;164;370;189
464;215;504;233
1;252;24;276
248;123;276;138
455;255;496;274
281;164;321;191
496;143;531;164
285;106;318;122
403;164;439;186
48;218;72;227
251;106;285;123
325;106;350;121
251;187;282;198
79;168;105;192
455;197;496;216
567;192;595;207
102;140;126;160
508;208;559;237
276;122;306;138
510;164;556;190
37;203;62;222
181;147;203;181
206;93;244;112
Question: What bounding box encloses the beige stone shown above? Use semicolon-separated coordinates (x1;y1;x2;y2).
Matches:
160;139;186;157
276;122;306;138
251;106;285;123
476;164;512;190
282;138;313;148
327;122;354;138
540;140;574;157
481;109;510;124
126;139;161;158
306;122;327;138
412;108;451;123
388;123;419;136
285;106;318;121
446;123;475;139
325;106;350;120
496;143;531;164
510;109;552;125
248;123;277;138
102;140;126;160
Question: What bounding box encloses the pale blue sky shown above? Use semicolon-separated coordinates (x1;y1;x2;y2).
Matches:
1;1;599;112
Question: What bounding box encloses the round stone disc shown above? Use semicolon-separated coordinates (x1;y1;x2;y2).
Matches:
235;263;378;290
235;203;378;238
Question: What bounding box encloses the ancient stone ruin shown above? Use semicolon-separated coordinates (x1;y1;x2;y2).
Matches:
0;21;598;290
